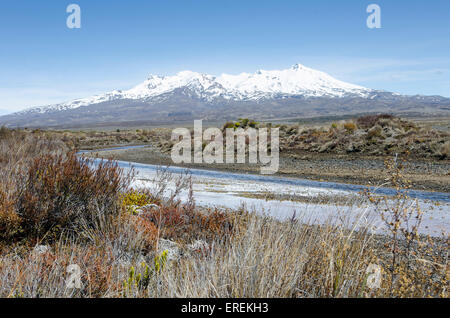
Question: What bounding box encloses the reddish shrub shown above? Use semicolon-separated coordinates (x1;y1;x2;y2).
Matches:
14;152;131;240
132;215;159;252
0;189;22;241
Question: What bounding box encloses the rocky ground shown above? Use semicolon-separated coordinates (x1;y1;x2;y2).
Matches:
279;114;449;159
77;115;450;193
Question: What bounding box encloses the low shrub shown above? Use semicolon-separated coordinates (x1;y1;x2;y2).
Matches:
0;126;12;139
438;141;450;158
222;119;259;131
344;122;357;133
367;126;383;139
0;130;132;242
0;189;22;241
356;114;394;129
121;190;160;214
16;152;131;240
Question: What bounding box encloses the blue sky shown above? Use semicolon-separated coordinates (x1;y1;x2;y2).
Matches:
1;0;449;113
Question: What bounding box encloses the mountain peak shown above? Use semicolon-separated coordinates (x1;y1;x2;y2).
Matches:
291;63;304;70
13;64;373;115
3;63;449;128
175;70;204;78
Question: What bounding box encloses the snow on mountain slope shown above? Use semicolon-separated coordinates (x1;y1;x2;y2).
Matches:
216;64;369;99
17;64;372;115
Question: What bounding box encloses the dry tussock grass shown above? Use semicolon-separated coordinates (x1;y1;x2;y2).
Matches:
1;208;446;298
0;127;448;298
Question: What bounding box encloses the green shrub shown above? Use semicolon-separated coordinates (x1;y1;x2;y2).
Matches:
223;119;259;131
239;118;249;127
223;122;235;130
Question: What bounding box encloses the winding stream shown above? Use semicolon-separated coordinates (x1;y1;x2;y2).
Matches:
81;146;450;237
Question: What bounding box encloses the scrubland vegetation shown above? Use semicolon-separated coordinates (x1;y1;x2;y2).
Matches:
22;115;449;161
138;115;449;193
0;125;448;298
207;115;450;159
277;114;450;159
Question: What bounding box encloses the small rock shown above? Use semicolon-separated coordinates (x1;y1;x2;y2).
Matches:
319;141;334;153
32;245;50;256
158;239;181;261
346;144;355;153
136;204;160;215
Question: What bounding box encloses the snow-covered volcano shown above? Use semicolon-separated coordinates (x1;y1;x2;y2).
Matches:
16;64;372;115
1;64;449;128
125;63;371;101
